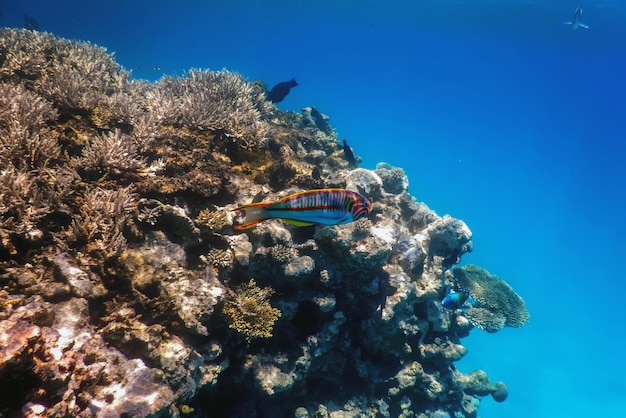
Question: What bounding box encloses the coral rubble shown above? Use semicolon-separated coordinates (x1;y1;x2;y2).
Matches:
0;29;529;417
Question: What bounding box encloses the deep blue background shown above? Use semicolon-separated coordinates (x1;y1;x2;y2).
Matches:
3;1;626;416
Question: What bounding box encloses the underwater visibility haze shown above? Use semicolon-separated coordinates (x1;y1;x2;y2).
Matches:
1;0;625;417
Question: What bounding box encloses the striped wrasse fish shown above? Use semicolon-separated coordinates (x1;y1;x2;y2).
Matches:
232;188;371;230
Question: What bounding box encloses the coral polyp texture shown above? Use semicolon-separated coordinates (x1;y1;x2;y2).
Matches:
0;29;529;417
452;264;530;333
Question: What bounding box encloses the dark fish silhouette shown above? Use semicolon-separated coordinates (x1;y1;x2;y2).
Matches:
23;15;40;31
342;140;356;166
267;78;298;103
310;106;331;133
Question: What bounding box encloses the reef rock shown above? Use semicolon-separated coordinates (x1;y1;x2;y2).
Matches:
0;28;529;418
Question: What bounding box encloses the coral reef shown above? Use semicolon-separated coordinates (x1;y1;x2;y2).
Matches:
0;29;528;417
452;265;530;332
0;28;129;112
222;279;281;340
146;69;271;145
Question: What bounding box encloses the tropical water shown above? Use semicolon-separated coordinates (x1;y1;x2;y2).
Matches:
3;1;625;417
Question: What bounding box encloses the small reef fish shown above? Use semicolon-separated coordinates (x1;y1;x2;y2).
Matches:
267;78;298;103
233;188;371;230
342;140;357;166
565;7;588;30
441;288;476;311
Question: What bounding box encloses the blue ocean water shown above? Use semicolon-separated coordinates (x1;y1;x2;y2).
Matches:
4;1;625;416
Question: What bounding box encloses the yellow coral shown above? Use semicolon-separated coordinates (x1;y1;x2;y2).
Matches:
222;279;281;339
179;404;195;414
196;209;230;230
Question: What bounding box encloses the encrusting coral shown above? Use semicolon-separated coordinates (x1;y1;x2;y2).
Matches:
0;29;529;417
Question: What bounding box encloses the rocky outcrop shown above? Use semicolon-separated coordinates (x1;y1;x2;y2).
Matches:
0;28;528;417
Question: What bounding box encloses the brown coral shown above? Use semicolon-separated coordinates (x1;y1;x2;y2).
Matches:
0;168;50;235
222;279;281;339
148;69;271;144
196;209;230;231
0;83;60;170
71;129;146;180
268;244;297;263
0;28;129;111
69;186;137;257
203;248;234;269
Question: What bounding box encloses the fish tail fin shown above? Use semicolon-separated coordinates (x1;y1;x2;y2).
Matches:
290;78;298;86
233;202;271;230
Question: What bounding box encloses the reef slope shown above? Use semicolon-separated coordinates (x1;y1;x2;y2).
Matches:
0;29;528;418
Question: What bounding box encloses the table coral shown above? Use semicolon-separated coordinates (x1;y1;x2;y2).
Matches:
452;265;530;331
0;29;529;418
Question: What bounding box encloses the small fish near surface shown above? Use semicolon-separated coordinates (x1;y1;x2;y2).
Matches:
267;78;298;103
564;7;588;30
232;188;371;230
441;287;476;311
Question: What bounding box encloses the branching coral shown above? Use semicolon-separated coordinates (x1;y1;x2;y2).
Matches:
71;129;146;180
196;209;230;231
0;83;60;170
452;265;529;331
222;279;281;339
148;69;271;145
0;168;50;234
203;248;234;269
90;81;151;129
69;186;137;256
0;28;129;111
